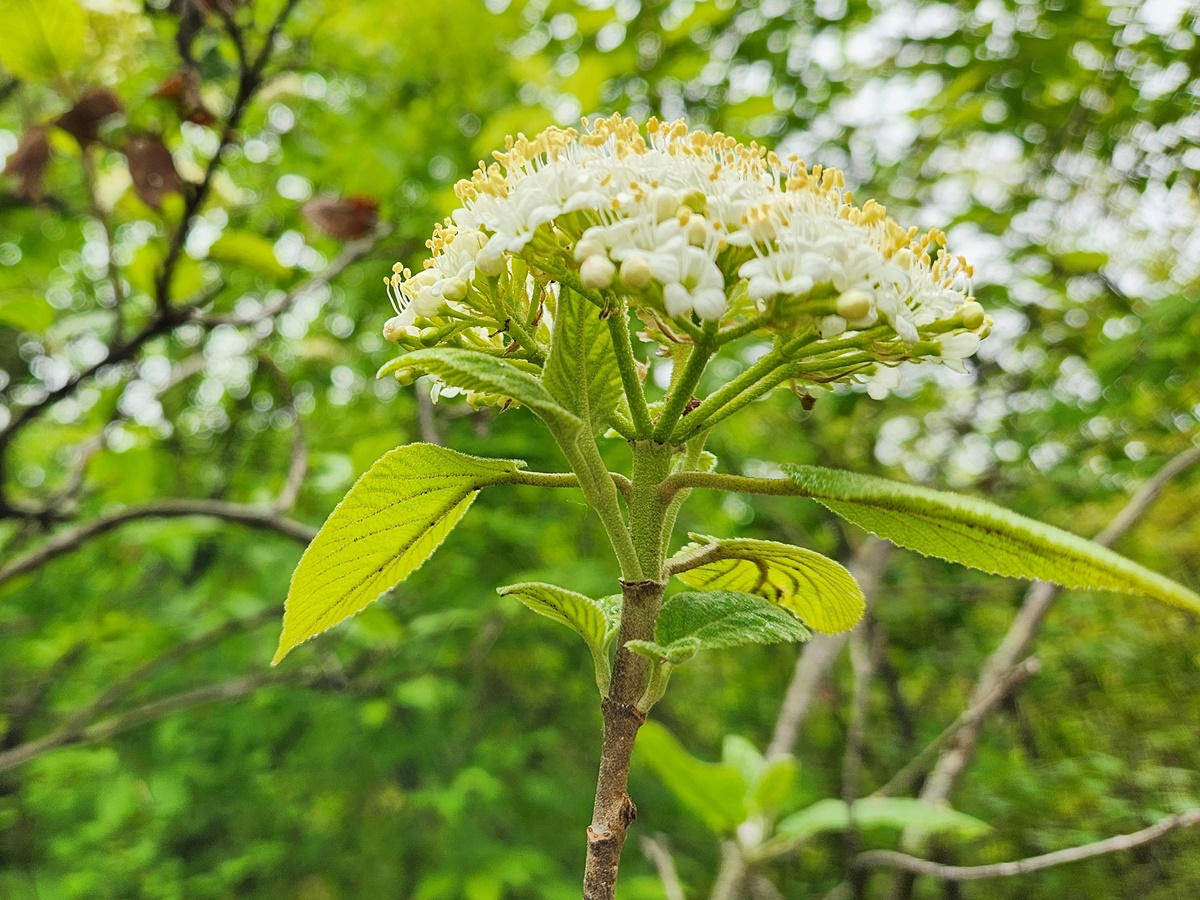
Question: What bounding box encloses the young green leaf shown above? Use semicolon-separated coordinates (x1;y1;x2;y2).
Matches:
0;0;85;83
636;720;748;834
379;347;582;433
497;582;616;692
670;535;865;633
767;797;988;855
784;465;1200;614
541;287;623;434
656;590;809;651
274;444;522;664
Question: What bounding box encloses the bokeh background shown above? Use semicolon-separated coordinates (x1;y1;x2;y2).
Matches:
1;0;1198;897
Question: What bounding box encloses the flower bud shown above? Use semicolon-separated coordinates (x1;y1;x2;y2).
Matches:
475;248;505;277
680;189;707;213
580;254;616;290
836;289;872;321
619;253;653;290
573;238;606;263
440;276;468;303
419;326;442;346
958;300;985;330
685;216;709;246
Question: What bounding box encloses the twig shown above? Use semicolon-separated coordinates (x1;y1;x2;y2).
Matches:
916;443;1200;809
0;669;325;773
766;539;892;760
154;0;304;314
872;657;1040;799
195;228;388;326
842;624;878;899
0;499;313;587
856;809;1200;881
640;835;686;900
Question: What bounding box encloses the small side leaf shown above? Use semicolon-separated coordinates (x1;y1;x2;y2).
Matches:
771;797;989;850
784;465;1200;614
274;444;521;663
542;287;623;434
671;535;865;633
656;590;809;652
498;582;615;692
379;347;583;435
636;720;748;834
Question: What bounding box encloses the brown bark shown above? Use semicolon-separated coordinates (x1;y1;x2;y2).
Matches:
583;578;665;900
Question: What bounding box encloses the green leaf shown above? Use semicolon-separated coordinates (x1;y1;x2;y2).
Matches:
771;798;988;849
636;720;747;834
379;347;582;433
752;756;798;815
274;443;522;663
0;0;85;82
0;292;55;332
541;287;622;434
655;590;809;652
208;231;293;279
497;582;616;692
784;465;1200;614
671;535;865;633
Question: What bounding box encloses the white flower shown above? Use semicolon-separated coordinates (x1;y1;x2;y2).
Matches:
936;331;981;373
648;238;726;320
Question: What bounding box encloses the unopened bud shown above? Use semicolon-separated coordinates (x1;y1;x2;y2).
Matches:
685;216;709;246
441;276;468;302
580;254;615;290
620;253;653;290
680;189;707;213
419;326;442;346
959;300;985;330
475;249;505;277
573;238;606;263
836;289;872;321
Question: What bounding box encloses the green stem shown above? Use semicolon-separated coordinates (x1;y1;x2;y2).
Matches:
651;321;716;443
607;314;654;438
670;343;786;442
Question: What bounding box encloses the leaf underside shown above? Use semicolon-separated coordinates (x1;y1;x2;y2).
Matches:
785;464;1200;614
672;535;865;633
497;581;614;649
274;444;521;663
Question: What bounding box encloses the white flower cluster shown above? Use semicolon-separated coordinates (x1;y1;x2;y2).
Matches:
384;115;987;395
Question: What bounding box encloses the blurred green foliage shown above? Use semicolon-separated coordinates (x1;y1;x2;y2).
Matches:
1;0;1197;897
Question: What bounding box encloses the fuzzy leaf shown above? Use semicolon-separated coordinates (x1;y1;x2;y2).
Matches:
379;348;582;433
0;0;85;82
275;444;521;663
542;287;622;434
772;797;989;849
672;535;864;633
498;582;616;691
636;720;748;834
784;465;1200;614
655;590;809;652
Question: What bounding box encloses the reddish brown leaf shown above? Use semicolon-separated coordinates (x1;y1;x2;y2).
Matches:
54;88;124;146
3;127;51;201
153;68;216;126
124;133;183;209
301;196;379;240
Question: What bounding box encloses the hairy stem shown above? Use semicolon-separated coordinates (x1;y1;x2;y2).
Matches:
607;313;654;438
